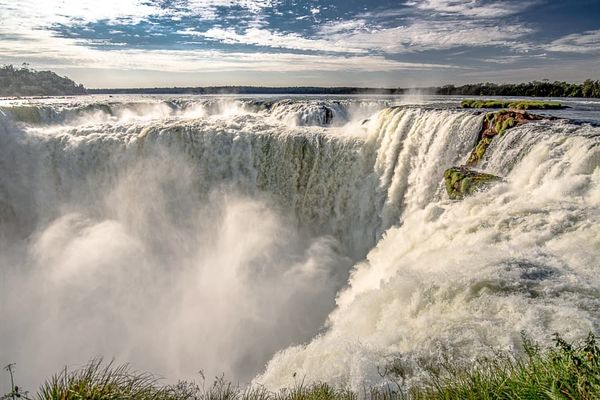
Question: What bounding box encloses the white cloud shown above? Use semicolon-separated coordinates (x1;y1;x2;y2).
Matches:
0;0;164;28
182;27;367;53
174;0;276;22
181;17;531;56
319;20;368;35
0;0;562;82
545;30;600;53
321;20;532;53
0;0;277;30
0;27;454;73
406;0;534;18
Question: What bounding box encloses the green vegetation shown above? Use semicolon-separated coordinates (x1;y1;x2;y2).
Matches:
467;137;494;166
460;99;564;110
6;334;597;400
437;79;600;98
0;66;596;97
444;166;502;200
466;110;543;165
36;360;173;400
30;362;357;400
412;333;600;399
0;64;86;97
87;79;600;97
496;116;516;136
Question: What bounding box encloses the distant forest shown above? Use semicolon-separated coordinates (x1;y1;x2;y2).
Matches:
1;64;598;98
432;79;600;98
90;80;600;98
0;64;86;96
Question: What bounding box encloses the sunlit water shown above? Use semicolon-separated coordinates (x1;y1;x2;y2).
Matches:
0;95;599;392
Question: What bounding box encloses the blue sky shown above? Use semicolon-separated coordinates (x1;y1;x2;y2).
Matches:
0;0;598;88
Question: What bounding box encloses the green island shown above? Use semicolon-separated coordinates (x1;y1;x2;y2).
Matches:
460;99;566;110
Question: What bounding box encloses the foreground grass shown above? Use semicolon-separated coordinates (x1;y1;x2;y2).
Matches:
460;99;565;110
412;333;600;399
5;333;599;400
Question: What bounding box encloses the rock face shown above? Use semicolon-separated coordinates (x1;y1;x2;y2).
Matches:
322;106;334;125
466;110;544;166
444;167;502;200
445;108;553;200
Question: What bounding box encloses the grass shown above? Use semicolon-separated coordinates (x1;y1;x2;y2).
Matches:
37;359;173;400
410;333;600;399
460;99;565;110
5;333;599;400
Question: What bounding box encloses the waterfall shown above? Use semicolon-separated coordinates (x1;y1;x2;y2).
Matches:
256;113;600;391
0;98;598;391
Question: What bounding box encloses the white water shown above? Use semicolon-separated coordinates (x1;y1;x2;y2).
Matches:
0;96;598;392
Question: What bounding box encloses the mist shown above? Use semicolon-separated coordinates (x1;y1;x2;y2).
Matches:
0;138;353;390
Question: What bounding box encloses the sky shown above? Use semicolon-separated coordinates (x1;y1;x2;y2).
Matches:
0;0;599;88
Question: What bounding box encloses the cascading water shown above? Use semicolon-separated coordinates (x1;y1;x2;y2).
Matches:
0;96;598;393
257;110;600;391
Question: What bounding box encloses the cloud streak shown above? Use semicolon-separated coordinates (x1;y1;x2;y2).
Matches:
545;30;600;53
0;0;597;85
406;0;536;18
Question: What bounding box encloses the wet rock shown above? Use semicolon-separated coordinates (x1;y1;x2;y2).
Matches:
444;166;502;200
321;106;334;125
467;110;546;166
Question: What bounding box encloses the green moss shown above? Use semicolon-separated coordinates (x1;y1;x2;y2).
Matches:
494;120;503;133
499;117;515;135
461;99;564;110
444;167;501;200
469;111;521;165
467;136;493;166
484;112;495;124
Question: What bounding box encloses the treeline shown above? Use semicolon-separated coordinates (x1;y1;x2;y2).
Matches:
0;64;86;96
90;80;600;97
87;86;404;95
1;64;598;98
432;79;600;98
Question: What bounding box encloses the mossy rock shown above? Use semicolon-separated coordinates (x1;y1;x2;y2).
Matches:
444;167;502;200
466;110;545;166
468;136;493;165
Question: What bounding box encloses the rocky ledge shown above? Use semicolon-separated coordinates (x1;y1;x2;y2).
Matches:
444;167;502;200
466;110;546;166
444;108;554;200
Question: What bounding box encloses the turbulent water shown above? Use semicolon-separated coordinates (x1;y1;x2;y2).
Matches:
0;95;599;392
